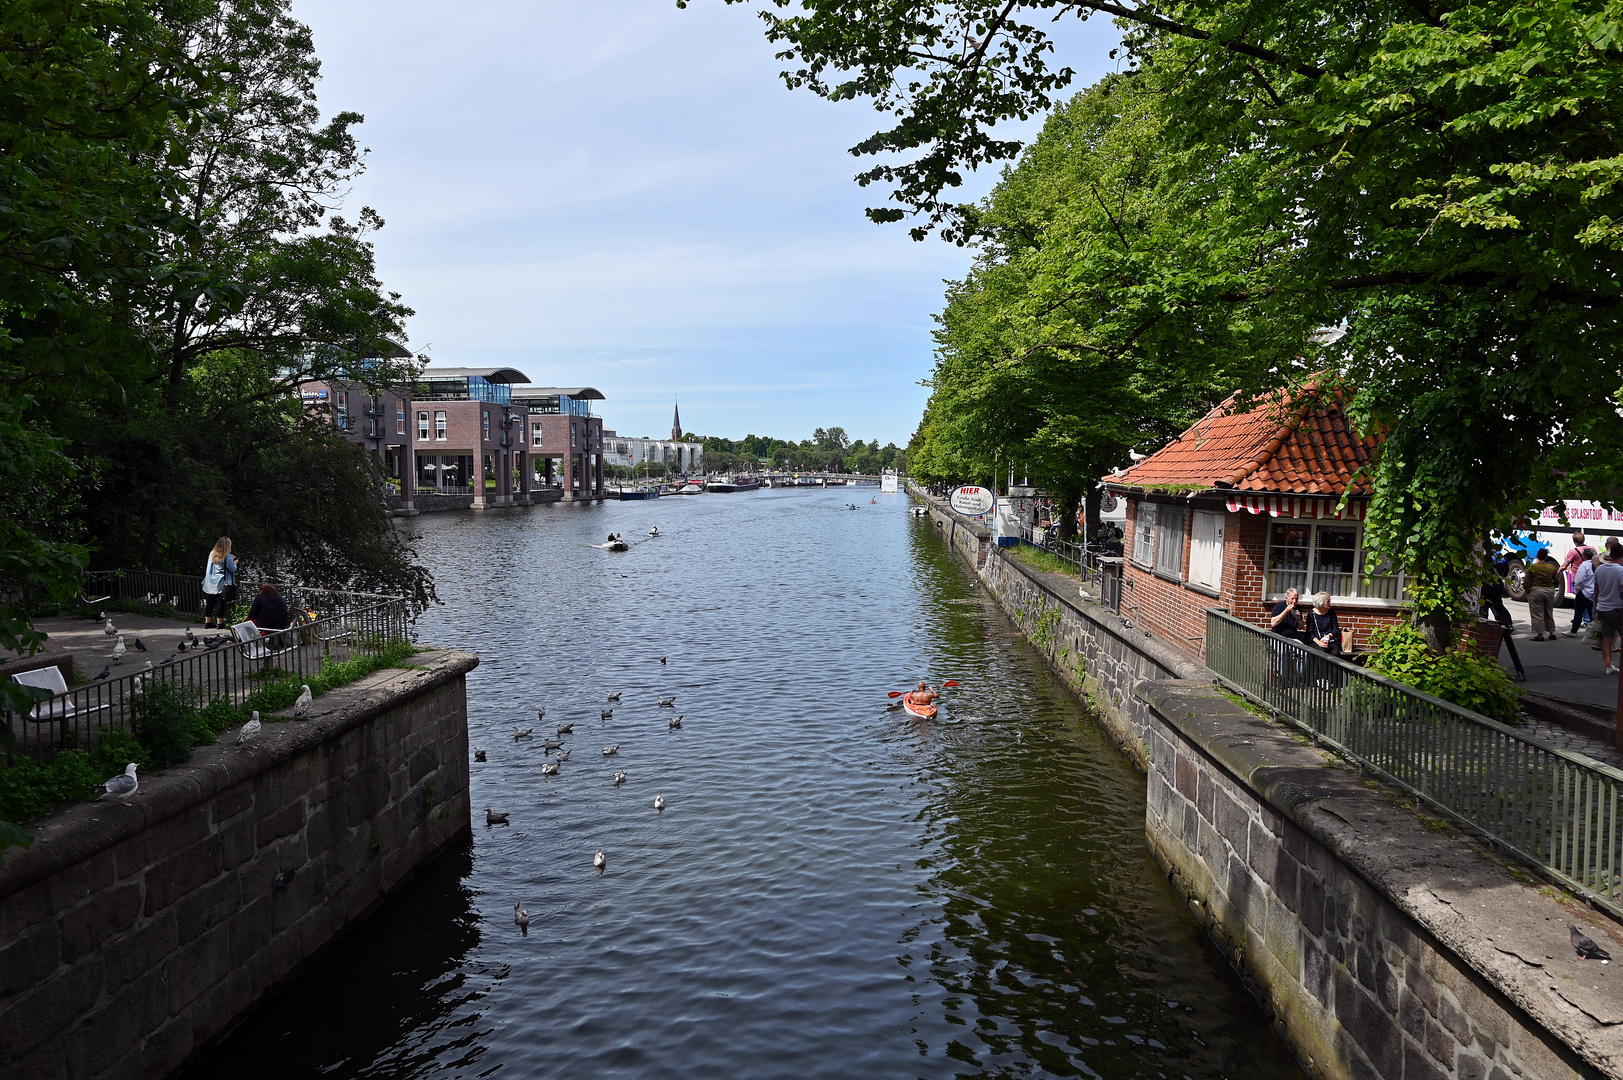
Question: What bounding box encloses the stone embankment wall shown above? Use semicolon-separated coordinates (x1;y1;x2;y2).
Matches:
912;485;1621;1079
0;649;477;1080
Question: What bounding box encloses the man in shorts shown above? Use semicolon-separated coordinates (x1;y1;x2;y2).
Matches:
1594;544;1623;674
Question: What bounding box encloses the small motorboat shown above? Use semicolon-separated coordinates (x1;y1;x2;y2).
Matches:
599;533;630;552
901;696;937;720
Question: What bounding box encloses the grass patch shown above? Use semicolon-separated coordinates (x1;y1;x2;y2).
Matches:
1005;544;1082;579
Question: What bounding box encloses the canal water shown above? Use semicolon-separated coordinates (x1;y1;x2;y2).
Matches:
185;487;1305;1079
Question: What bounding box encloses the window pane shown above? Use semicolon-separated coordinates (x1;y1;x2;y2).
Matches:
1156;507;1185;576
1313;525;1357;597
1133;503;1157;565
1191;511;1224;588
1267;522;1310;596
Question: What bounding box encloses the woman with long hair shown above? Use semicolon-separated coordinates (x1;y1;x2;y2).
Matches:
201;536;238;629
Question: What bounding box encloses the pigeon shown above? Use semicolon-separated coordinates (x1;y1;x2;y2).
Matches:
544;738;564;751
103;619;117;638
161;653;176;666
485;807;510;826
654;793;665;811
133;637;147;652
536;707;546;722
669;715;683;729
474;748;487;762
185;627;197;646
556;723;574;734
293;684;313;718
1570;924;1612;961
594;849;606;870
238;711;261;744
658;696;676;707
541;761;560;776
112;636;126;660
273;869;296;889
205;636;224;650
514;902;530;933
601;708;614;720
177;642;188;653
659;656;667;665
602;745;620;756
94;664;110;681
513;727;533;739
555;750;571;762
606;692;621;702
613;770;627;785
98;763;139;799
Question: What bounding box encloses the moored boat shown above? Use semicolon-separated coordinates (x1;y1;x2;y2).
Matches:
706;477;762;493
617;488;660;500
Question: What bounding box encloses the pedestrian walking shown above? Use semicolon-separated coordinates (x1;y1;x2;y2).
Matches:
1525;549;1560;640
1597;545;1623;674
1566;550;1600;636
201;537;238;630
1564;531;1598;578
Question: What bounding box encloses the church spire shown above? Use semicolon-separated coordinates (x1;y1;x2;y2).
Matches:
672;399;682;442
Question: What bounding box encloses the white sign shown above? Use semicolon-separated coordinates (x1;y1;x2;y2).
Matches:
950;485;995;516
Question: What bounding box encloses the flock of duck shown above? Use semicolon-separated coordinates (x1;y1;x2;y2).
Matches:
475;656;682;935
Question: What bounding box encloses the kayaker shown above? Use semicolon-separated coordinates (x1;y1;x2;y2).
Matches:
905;682;939;708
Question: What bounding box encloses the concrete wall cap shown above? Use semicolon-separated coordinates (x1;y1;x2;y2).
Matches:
0;649;478;900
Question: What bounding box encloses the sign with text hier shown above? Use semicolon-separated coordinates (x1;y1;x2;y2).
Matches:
950;485;995;516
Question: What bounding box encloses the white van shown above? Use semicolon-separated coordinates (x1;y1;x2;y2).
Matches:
1504;503;1623;601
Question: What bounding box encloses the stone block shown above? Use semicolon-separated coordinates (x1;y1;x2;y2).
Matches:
1458;1053;1488;1080
1400;989;1427;1040
1439;993;1471;1042
1334;969;1402;1079
6;1036;66;1080
271;858;326;933
346;758;392;827
1299;872;1325;937
1196;767;1216;823
304;801;348;858
56;880;142;965
174;870;242;941
230;894;274;969
211;784;253;825
1425;1016;1455;1069
103;909;178;995
1175;752;1197;801
1215;790;1250;852
1302;938;1334;1007
1282;819;1309;863
144;834;225;916
186;966;251;1050
408;741;440;786
1405;957;1439;1015
0;919;60;999
1247;819;1280;882
44;855;113;914
141;1013;196;1080
1405;1041;1448;1080
0;957;104;1061
1374;956;1399;1013
0;877;53;939
217;812;256;872
62;965;169;1078
166;920;230;1012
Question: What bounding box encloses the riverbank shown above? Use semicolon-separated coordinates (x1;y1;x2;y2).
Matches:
912;483;1623;1080
0;649;477;1080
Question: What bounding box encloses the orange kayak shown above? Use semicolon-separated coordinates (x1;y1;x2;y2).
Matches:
902;696;936;720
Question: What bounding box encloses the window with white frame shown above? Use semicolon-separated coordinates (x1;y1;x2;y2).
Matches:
1133;502;1157;565
1154;506;1185;578
1189;511;1225;589
532;422;543;447
418;411;429;440
1264;519;1409;602
434;411;447;441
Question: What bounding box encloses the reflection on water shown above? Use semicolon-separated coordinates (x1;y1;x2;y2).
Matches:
184;489;1304;1079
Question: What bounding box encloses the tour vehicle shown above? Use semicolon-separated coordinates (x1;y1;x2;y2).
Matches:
1498;502;1623;600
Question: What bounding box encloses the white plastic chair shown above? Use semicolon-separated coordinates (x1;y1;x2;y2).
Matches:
232;621;273;664
10;666;93;722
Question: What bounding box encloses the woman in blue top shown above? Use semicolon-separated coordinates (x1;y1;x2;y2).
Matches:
201;536;238;629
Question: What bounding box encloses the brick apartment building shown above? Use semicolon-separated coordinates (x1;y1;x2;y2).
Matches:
1103;386;1410;662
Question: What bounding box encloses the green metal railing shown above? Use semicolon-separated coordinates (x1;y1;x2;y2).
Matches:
1206;608;1623;917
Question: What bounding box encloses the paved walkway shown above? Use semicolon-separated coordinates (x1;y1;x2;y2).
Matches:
34;611;211;680
1494;597;1621;712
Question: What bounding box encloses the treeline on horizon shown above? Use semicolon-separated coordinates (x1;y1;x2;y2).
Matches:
725;0;1623;641
1;0;433;693
686;427;904;475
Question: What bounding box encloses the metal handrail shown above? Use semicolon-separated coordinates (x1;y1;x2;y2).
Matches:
83;569;408;624
1205;608;1623;917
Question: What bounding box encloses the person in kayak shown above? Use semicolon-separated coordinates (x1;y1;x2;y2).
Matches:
904;682;939;709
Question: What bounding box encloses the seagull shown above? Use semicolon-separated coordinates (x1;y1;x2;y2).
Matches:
544;738;564;751
485;807;510;826
601;708;614;720
514;902;530;933
238;711;261;744
613;771;627;784
555;749;571;762
669;715;682;729
606;692;621;702
97;610;106;621
94;664;110;681
541;761;560;776
112;636;126;660
1570;924;1613;961
654;793;665;811
602;744;620;756
513;727;533;739
658;696;676;707
556;723;573;734
133;637;147;652
594;849;606;870
185;627;197;646
103;619;117;638
536;707;546;722
293;684;313;718
98;763;139;799
474;748;487;762
659;656;667;665
649;526;660;537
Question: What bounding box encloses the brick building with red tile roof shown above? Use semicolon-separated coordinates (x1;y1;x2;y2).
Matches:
1102;385;1409;662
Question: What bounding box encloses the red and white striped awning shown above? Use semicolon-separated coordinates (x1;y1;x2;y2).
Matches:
1223;494;1367;520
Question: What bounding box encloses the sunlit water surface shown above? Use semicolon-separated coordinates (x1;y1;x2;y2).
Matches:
184;488;1305;1079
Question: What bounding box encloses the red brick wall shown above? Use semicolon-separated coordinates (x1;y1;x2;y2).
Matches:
1124;497;1410;661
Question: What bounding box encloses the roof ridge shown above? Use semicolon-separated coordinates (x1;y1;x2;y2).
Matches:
1222;386;1318;488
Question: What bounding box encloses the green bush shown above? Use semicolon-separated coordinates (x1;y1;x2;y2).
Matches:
0;751;99;820
131;681;207;767
1367;624;1523;724
89;728;148;776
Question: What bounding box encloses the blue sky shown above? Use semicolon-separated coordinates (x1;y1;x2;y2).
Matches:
291;1;1121;446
